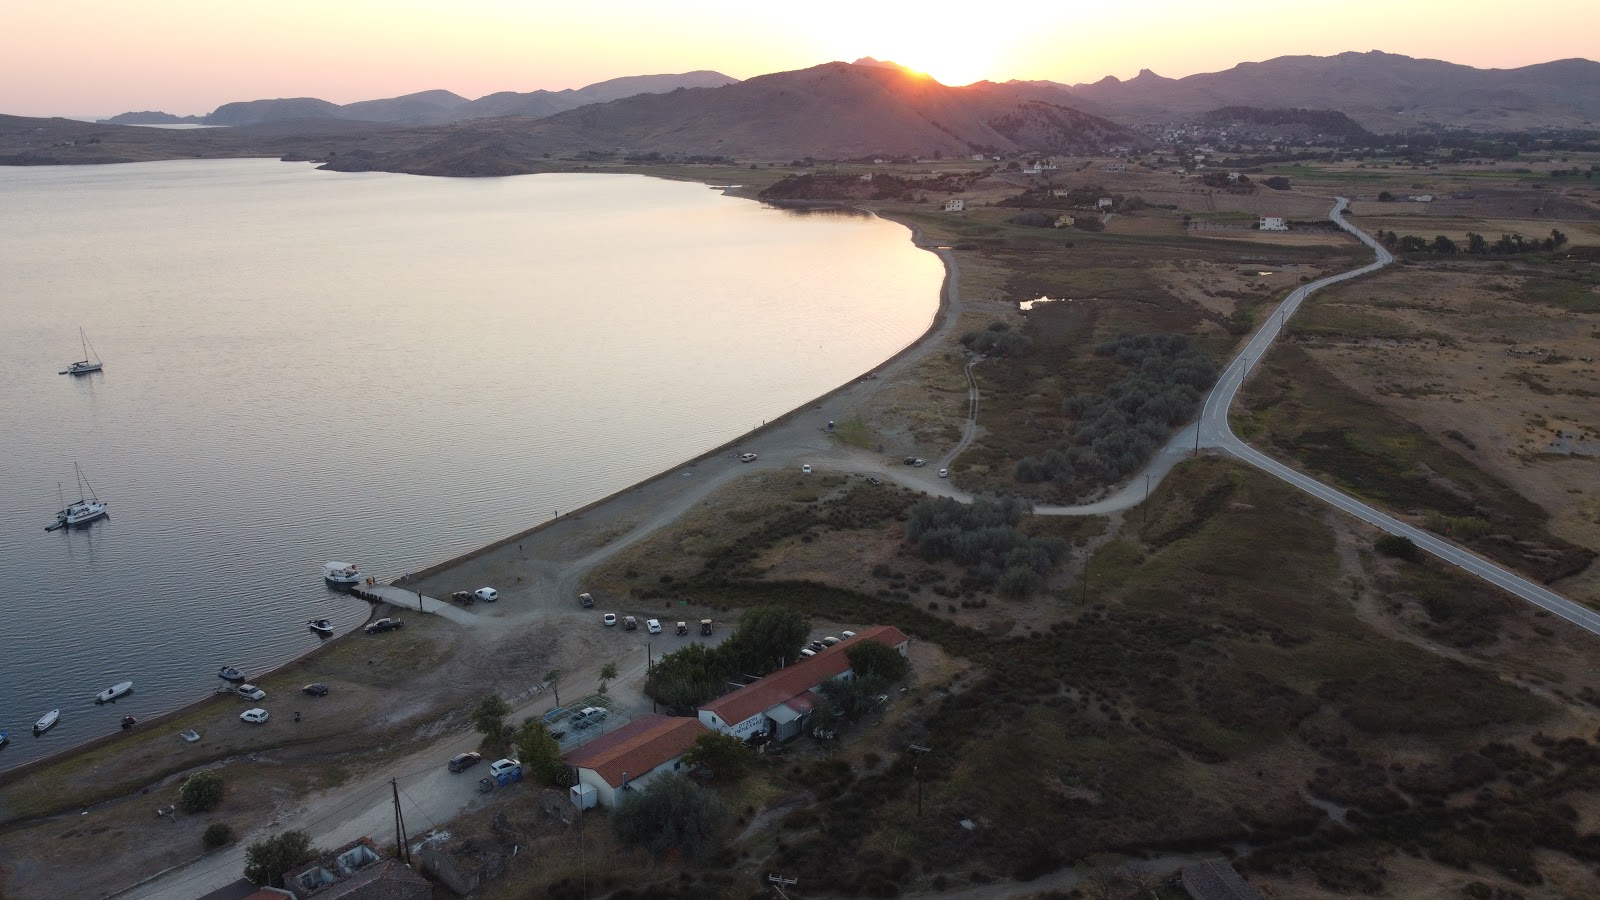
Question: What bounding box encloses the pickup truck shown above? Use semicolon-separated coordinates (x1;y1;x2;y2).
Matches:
365;617;404;634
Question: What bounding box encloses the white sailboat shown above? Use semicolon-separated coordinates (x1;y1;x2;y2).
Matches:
60;462;108;527
60;328;103;375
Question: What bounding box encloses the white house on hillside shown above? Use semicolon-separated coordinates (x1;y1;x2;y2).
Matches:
1259;216;1289;231
945;199;965;212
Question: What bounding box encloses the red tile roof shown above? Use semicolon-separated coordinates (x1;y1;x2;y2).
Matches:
699;625;909;726
563;714;707;788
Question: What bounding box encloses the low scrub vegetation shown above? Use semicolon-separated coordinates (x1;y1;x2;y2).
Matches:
646;605;809;712
1016;332;1217;489
906;496;1066;598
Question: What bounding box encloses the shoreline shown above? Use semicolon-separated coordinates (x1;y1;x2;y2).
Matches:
0;198;956;786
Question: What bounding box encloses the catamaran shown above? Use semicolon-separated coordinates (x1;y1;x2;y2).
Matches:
57;462;108;528
60;328;103;375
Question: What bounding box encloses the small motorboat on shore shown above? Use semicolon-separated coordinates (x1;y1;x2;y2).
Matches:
120;716;138;730
0;731;10;749
308;618;334;636
323;562;361;585
218;665;245;682
179;729;201;743
95;680;134;704
34;710;60;736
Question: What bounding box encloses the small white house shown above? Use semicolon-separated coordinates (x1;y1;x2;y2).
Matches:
1104;162;1127;172
972;153;987;161
1227;171;1241;183
944;199;966;212
1259;216;1289;231
1410;194;1434;202
1022;165;1042;175
1055;215;1077;228
1096;197;1114;210
859;173;873;182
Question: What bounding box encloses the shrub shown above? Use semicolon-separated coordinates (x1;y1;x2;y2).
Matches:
202;822;235;850
1376;534;1420;561
612;774;729;859
178;771;224;813
847;640;911;682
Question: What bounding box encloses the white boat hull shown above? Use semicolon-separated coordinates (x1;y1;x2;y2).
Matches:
323;562;361;585
34;710;60;735
64;361;103;375
96;681;134;704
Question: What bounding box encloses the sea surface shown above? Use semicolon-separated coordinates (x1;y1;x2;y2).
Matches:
0;160;942;768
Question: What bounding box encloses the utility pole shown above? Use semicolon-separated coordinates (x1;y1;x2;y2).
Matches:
391;779;410;865
908;744;931;816
1193;423;1201;457
1143;473;1153;524
1081;561;1089;604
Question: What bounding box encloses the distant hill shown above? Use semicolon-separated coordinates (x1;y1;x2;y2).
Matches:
99;71;740;128
338;89;469;123
207;97;343;126
1050;51;1600;131
99;111;205;125
1197;107;1377;144
446;70;737;122
314;61;1145;176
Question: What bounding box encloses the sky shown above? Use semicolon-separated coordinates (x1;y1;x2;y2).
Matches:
5;0;1599;117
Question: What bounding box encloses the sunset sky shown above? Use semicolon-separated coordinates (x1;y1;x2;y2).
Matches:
6;0;1598;117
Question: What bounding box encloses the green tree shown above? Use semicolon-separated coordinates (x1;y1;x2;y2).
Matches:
724;605;809;673
682;731;755;782
243;830;321;888
513;718;566;785
645;642;727;713
543;669;561;707
178;771;225;813
611;774;728;859
817;672;892;723
1466;232;1489;254
1376;534;1421;562
846;641;910;683
470;694;514;757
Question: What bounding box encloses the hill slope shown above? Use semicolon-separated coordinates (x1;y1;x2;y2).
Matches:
336;61;1145;169
1056;51;1600;131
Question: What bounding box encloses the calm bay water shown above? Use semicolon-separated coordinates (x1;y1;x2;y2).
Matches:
0;160;941;767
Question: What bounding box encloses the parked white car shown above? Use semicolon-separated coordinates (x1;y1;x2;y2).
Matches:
488;758;521;779
239;708;269;724
603;613;617;626
646;618;662;634
237;684;266;701
802;464;812;474
474;587;499;602
739;452;758;463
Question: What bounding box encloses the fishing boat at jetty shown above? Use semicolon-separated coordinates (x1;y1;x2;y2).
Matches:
218;665;245;682
33;709;60;736
95;680;134;704
308;618;334;636
323;562;361;585
59;328;103;375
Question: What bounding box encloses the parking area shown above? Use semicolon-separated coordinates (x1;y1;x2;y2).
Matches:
541;692;631;752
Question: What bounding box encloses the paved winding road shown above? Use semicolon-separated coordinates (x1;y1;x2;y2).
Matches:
1198;199;1600;636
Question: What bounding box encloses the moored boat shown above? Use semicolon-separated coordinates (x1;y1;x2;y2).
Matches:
60;462;108;528
33;709;60;735
323;562;361;585
59;328;103;375
120;716;138;730
95;680;134;704
179;729;201;743
218;665;245;682
308;618;334;636
0;731;10;749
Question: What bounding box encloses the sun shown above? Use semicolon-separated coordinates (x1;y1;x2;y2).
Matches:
891;54;998;87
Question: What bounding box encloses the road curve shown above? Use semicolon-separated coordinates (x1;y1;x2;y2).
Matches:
1201;199;1600;637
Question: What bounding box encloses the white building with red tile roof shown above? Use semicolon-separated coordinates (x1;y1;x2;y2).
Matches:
697;626;910;741
563;714;707;807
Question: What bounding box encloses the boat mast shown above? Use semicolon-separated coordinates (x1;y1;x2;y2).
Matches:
81;328;100;364
79;464;99;503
